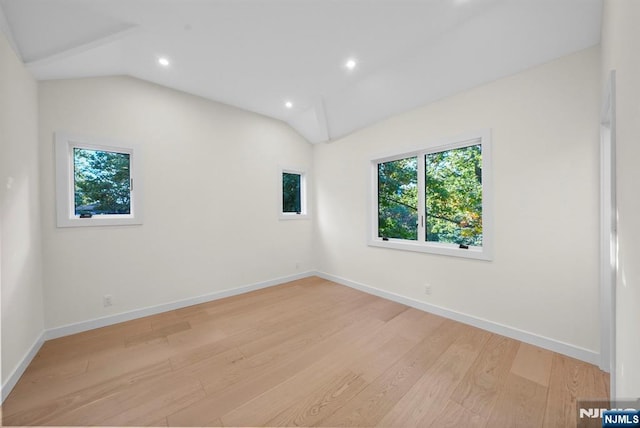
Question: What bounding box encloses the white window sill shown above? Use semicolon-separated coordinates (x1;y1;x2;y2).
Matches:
57;215;143;228
368;238;491;261
279;213;310;221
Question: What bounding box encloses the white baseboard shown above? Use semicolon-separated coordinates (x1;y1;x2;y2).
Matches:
315;271;600;366
1;331;45;402
45;271;316;340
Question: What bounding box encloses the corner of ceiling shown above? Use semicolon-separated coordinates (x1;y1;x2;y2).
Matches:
286;98;331;144
0;1;23;61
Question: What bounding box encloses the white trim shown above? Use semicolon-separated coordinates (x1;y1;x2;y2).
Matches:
368;238;488;260
45;271;315;340
54;132;144;228
369;129;492;261
315;271;600;366
1;332;45;402
600;71;617;397
279;213;311;221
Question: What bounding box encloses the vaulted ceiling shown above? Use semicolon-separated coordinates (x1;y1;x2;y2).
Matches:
0;0;602;143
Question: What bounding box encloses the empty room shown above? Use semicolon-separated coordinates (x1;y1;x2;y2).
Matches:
1;0;638;426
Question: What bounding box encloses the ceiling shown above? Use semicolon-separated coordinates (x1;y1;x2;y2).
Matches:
0;0;602;143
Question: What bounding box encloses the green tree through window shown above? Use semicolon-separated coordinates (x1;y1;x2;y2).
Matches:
426;145;482;246
376;144;483;246
282;172;302;213
378;157;418;240
74;148;131;215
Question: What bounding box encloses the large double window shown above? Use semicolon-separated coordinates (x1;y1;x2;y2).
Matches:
370;131;492;260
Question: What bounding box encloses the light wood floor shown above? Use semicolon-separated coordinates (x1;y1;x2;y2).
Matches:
2;277;609;427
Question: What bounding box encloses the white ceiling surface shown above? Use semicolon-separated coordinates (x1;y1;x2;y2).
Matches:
0;0;602;143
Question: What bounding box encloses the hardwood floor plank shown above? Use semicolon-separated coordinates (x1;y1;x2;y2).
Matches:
377;325;490;427
223;368;367;428
187;283;329;328
125;321;192;347
511;342;554;387
348;334;417;384
171;347;245;378
4;351;172;417
265;371;368;427
26;330;126;371
211;290;377;356
222;309;440;427
233;293;379;359
149;416;169;427
487;373;548;427
2;360;173;426
428;399;488;428
169;337;239;371
166;323;228;349
542;354;609;428
318;320;464;427
449;334;520;419
361;298;409;322
219;314;422;427
98;378;205;426
384;308;443;342
347;310;447;384
15;357;89;390
45;373;203;427
87;337;174;374
167;316;386;426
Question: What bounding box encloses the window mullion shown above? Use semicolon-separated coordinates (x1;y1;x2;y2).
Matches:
67;144;76;217
417;153;426;243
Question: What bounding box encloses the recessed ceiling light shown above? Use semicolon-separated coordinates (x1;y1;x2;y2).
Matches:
345;58;357;71
158;57;170;67
285;101;293;109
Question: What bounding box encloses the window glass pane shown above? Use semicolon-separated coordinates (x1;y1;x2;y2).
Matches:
74;148;131;215
282;172;302;213
425;144;482;246
378;157;418;240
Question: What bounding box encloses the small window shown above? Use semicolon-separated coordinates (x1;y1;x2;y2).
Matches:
73;147;131;216
55;133;143;227
370;130;492;260
280;169;308;219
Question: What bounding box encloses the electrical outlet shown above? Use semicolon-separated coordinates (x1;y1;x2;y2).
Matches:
424;284;432;295
103;294;113;307
295;261;300;270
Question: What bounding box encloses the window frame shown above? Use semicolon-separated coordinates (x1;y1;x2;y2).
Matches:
54;132;143;228
279;168;309;220
368;130;492;260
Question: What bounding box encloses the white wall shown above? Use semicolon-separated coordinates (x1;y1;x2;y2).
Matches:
314;47;601;354
38;76;313;329
601;0;640;399
0;32;45;388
